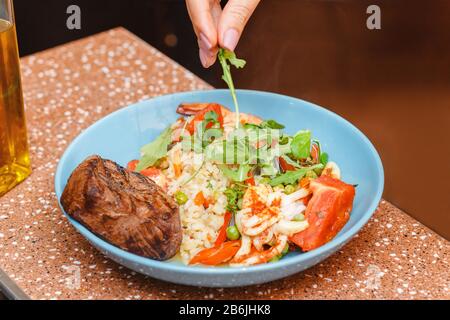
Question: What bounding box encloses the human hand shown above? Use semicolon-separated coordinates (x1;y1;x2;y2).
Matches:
185;0;260;68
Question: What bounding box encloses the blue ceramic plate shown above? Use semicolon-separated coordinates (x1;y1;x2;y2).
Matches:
54;89;384;287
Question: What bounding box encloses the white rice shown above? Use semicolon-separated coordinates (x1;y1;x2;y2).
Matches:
164;144;228;264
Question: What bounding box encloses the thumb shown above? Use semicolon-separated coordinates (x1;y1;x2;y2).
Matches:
218;0;260;52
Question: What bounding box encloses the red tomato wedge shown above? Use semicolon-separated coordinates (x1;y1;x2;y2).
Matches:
140;167;161;177
127;160;139;171
189;240;241;265
186;103;224;134
126;160;160;177
215;211;232;246
290;175;355;251
279;156;296;172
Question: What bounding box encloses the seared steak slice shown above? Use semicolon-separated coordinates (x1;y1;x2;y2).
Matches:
61;155;181;260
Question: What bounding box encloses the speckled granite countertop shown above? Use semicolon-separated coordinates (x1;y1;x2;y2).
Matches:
0;28;448;300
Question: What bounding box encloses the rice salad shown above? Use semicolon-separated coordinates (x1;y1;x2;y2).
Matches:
126;101;356;267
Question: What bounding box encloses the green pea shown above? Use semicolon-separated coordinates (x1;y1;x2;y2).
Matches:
174;191;188;205
274;184;284;190
259;177;270;185
282;244;289;256
305;170;318;179
226;225;240;240
237;198;243;210
314;167;324;176
269;255;281;263
284;184;296;194
293;213;305;221
320;152;329;166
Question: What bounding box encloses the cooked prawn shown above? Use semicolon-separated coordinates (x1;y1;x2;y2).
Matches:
176;102;262;133
177;102;232;117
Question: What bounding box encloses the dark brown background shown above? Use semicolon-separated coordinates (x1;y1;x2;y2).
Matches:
11;0;450;239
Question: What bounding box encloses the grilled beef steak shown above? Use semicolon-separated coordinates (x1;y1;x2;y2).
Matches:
61;155;182;260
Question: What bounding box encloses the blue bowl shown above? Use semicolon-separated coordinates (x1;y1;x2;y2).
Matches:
54;89;384;287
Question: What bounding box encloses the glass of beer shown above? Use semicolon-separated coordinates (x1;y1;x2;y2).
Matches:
0;0;31;197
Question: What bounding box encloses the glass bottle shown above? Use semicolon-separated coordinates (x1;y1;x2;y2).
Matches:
0;0;31;197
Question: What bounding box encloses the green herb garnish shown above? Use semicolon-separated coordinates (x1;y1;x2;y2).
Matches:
224;184;245;213
261;119;285;129
291;130;311;159
218;48;246;128
136;126;172;172
269;164;323;186
320;152;329;166
219;164;251;182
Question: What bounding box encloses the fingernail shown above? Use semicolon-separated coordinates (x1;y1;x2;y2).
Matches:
199;49;214;68
198;32;212;50
222;28;240;52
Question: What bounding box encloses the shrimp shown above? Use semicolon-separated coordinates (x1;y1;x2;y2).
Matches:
176;102;262;134
177;102;232;117
223;112;262;128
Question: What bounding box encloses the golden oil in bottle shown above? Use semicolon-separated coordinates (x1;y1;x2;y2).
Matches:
0;18;31;197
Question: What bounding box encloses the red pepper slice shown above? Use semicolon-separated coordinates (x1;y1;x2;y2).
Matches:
127;160;139;171
126;159;160;177
214;211;232;246
190;240;241;265
279;156;296;172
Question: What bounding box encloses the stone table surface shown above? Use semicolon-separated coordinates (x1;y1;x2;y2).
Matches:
0;28;448;300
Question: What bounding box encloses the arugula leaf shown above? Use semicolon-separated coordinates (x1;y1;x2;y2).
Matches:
261;119;285;129
243;119;285;130
291;130;311;159
136;126;172;171
320;152;329;166
219;164;251;182
218;48;246;128
279;135;290;145
269;164;323;186
243;123;261;130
